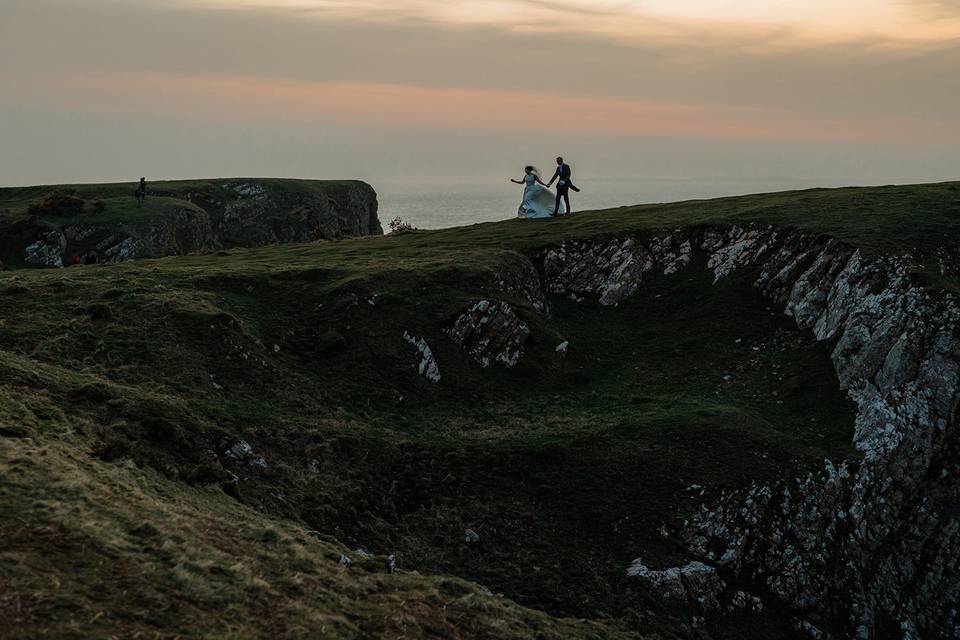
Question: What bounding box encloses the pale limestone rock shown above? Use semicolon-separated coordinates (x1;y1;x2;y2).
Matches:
650;232;693;275
403;332;441;383
542;237;655;306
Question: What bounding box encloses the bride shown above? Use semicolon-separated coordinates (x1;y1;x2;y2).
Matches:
511;166;566;219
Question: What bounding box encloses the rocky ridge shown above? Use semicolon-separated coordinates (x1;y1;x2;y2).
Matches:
524;226;959;639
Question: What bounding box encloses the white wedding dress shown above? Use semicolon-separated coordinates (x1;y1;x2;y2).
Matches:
518;174;565;219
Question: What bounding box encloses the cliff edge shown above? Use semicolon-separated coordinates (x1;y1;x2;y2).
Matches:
0;178;382;267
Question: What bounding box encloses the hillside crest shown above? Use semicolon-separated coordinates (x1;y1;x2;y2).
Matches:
0;178;382;267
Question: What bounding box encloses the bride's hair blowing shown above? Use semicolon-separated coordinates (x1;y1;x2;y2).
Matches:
525;166;541;178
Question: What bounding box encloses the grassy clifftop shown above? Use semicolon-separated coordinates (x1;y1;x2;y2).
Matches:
0;178;370;220
0;180;956;639
0;178;382;268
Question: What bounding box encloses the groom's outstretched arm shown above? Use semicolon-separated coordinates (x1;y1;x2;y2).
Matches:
546;167;559;186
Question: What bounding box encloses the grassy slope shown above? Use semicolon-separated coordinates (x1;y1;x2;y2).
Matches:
1;414;633;640
0;180;956;639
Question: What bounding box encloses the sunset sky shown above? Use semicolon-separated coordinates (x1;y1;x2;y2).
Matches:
2;0;959;187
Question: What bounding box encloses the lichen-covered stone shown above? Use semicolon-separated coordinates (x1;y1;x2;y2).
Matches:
542;237;654;306
650;232;693;275
627;560;724;611
703;225;777;282
496;251;548;312
24;231;66;267
445;300;530;368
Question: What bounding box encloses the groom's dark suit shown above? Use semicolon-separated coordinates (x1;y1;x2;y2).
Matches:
550;163;575;189
550;163;577;215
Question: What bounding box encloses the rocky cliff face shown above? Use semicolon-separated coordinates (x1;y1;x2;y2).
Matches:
5;180;381;267
531;227;959;639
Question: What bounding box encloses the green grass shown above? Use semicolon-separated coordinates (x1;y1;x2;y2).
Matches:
1;430;639;640
2;179;956;638
3;178;958;257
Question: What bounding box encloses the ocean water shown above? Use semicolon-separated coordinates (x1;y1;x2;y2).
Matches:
375;176;864;231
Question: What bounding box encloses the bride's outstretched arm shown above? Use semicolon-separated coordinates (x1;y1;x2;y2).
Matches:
510;178;524;184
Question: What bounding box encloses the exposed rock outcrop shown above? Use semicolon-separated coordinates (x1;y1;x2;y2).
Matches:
403;332;441;383
445;300;530;368
496;251;548;312
24;230;67;267
210;181;381;246
684;226;960;640
537;226;960;639
649;231;693;276
627;559;724;611
541;236;655;306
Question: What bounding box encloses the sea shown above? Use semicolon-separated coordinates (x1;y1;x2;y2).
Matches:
374;176;872;231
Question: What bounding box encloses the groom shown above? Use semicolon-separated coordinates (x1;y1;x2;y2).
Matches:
546;156;580;216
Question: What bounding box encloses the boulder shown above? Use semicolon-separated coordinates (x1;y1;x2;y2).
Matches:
627;559;724;611
496;251;548;312
445;300;530;368
24;230;66;267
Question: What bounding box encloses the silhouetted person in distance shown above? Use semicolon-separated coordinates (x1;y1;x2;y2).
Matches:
546;156;579;217
135;177;147;208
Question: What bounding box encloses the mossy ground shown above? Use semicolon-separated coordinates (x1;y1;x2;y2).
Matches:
1;180;956;638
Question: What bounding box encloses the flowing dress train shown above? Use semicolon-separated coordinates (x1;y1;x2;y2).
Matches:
518;174;566;219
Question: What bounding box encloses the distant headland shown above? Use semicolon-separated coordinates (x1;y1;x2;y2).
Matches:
0;178;381;268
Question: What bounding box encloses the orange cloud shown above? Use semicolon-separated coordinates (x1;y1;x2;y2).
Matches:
5;71;953;144
190;0;960;46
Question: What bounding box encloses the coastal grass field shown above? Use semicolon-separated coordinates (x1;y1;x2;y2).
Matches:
3;178;959;256
0;180;957;639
